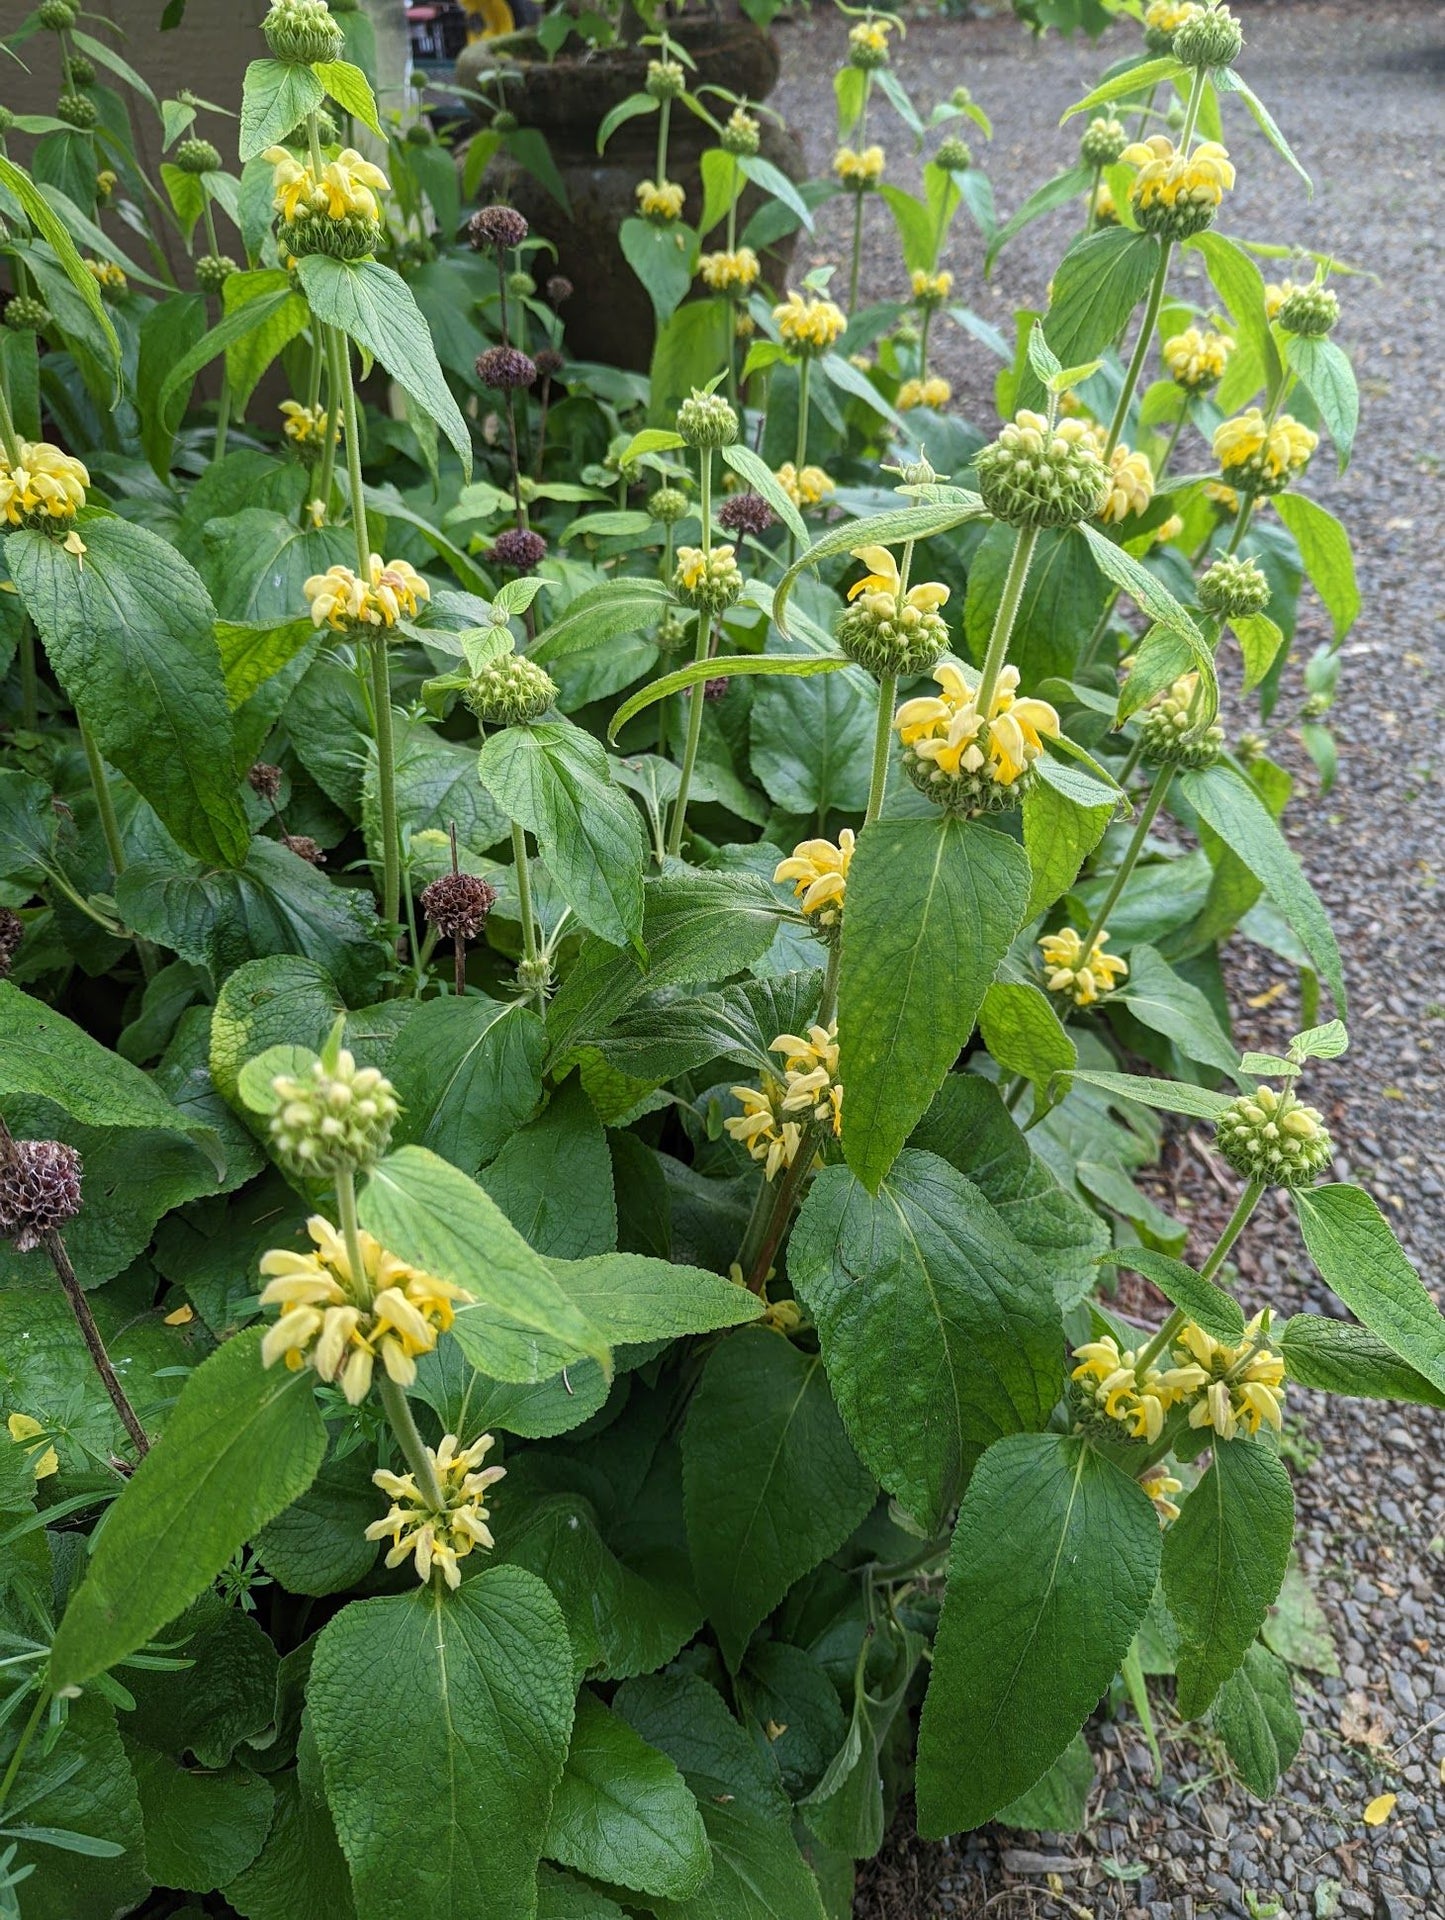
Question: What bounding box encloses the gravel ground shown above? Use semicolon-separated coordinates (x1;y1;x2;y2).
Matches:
771;5;1445;1916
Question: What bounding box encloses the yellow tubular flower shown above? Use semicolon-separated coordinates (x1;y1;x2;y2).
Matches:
1092;183;1118;226
774;829;854;936
1145;0;1201;29
1039;926;1128;1007
849;17;891;58
1120;135;1234;238
636;177;685;222
1162;325;1234;391
775;462;836;508
263;145;389;224
1098;443;1155;524
85;258;127;293
897;376;952;411
847;544;948;617
258;1215;474;1404
833;144;886;189
280;399;338;447
895;661;1059;795
724;1026;842;1181
910;268;954;306
0;440;89;527
1205;479;1240;515
1264;279;1303;320
1213;408;1317;493
698;247;760;293
1139;1465;1183;1525
303;553;430;630
772;290;847;358
1154;512;1184;544
1070;1334;1175;1444
1175;1310;1287;1439
365;1432;506;1590
7;1412;58;1480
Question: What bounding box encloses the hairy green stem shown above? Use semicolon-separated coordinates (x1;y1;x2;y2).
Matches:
1134;1179;1265;1374
974;523;1039;718
378;1373;447;1511
17;617;38;731
666;612;712;858
1085;160;1102;235
80;721;126;880
0;371;23;466
1080;761;1173;956
742;1145;813;1294
817;939;841;1028
510;817;545;1012
1104;241;1172;461
864;671;897;825
848;192;864;315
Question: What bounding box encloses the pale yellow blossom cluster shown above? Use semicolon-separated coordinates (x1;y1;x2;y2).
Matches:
365;1432;506;1590
303;554;430;630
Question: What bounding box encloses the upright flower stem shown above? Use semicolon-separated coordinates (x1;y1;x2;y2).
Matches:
201;197;230;462
1080;761;1173;956
330;323;401;936
17;617;38;731
848;192;864;315
510;816;544;1011
974;523;1039;718
740;1146;814;1294
1225;494;1257;556
0;370;23;465
666;448;714;857
1134;1178;1265;1374
817;939;841;1027
378;1374;447;1510
80;720;127;881
0;1692;48;1817
1104;241;1172;461
1085;161;1102;234
864;672;896;825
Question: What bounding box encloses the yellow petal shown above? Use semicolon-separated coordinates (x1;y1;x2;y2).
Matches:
1363;1793;1396;1827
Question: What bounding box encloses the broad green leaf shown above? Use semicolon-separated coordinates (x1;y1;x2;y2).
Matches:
984;163;1093;274
997;1733;1094;1833
538;1866;628;1919
157;288;295;430
530;579;673;665
1187;230;1281;405
223;268;311;414
310;1571;574;1920
479;721;646;947
1062;55;1186;119
361;1145;612;1380
916;1433;1160;1835
1212;1642;1301;1797
479;1080;615;1258
1272;491;1359;639
363;714;510;862
1112;942;1238;1074
1163;1442;1294;1717
608;652;850;739
1106;1247;1243;1343
682;1328;877;1670
1279;1315;1445;1409
49;1328;326;1690
964;522;1111;687
1214;67;1311;193
838;815;1031;1191
738;152;815;233
215;616;316;712
1293;1184;1445;1394
549;1252;763;1343
255;1445;382;1596
615;1672;829;1920
226;1771;355;1920
1293;1018;1348;1061
1022;768;1115;918
1022;228;1162;411
128;1748;274;1893
297;255;471;473
790;1152;1063;1532
748;599;874;818
1078;522;1203;649
546;1689;710;1900
720;441;808;545
238;58;325;161
313;58;383;137
1261;1561;1339;1676
0;154;120;392
1284;334;1357;468
978;980;1077;1085
8;519;250;867
1230;611;1284;694
620;216;696;324
0;1696;147;1920
1180;764;1345;1014
0;981;220;1162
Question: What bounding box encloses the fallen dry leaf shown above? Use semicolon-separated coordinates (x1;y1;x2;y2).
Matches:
1339;1691;1391;1747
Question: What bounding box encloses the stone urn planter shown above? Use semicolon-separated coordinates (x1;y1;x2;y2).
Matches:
456;17;806;370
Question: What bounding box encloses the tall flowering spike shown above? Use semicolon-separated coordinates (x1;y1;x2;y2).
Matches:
0;1140;82;1253
267;1047;400;1176
303;554;430;632
1214;1085;1333;1188
1172;2;1244;69
975;411;1109;530
1119;135;1234;241
365;1432;507;1589
835;545;950;677
772;290;847;359
1213;408;1317;496
0;440;89;531
1162;325;1234;393
774;829;855;942
1069;1334;1176;1445
1138;671;1224;769
725;1026;842;1181
1039;927;1128;1008
258;1216;473;1404
676;390;738;450
895;661;1060;814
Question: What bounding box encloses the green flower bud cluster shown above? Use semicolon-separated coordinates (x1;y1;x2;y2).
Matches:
649;486;690;526
463;652;557;727
645;58;686;101
902;750;1037;818
835;596;949;679
37;0;76;28
654;610;690;651
175;136;223;175
68;56;94;85
507;270;536;298
1138;680;1225;769
492;109;519;133
4;296;51;333
934;136;972;173
1277;284;1339;338
268;1049;400;1176
1214;1083;1332;1188
278;212;384;262
676;390;739;450
195;253;237;293
263;0;345;65
1080;116;1127;167
674;544;743;613
1198;554;1271;619
56;90;98;129
721;108;761;157
516;954;554;999
975;412;1110;531
1172;4;1244;69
